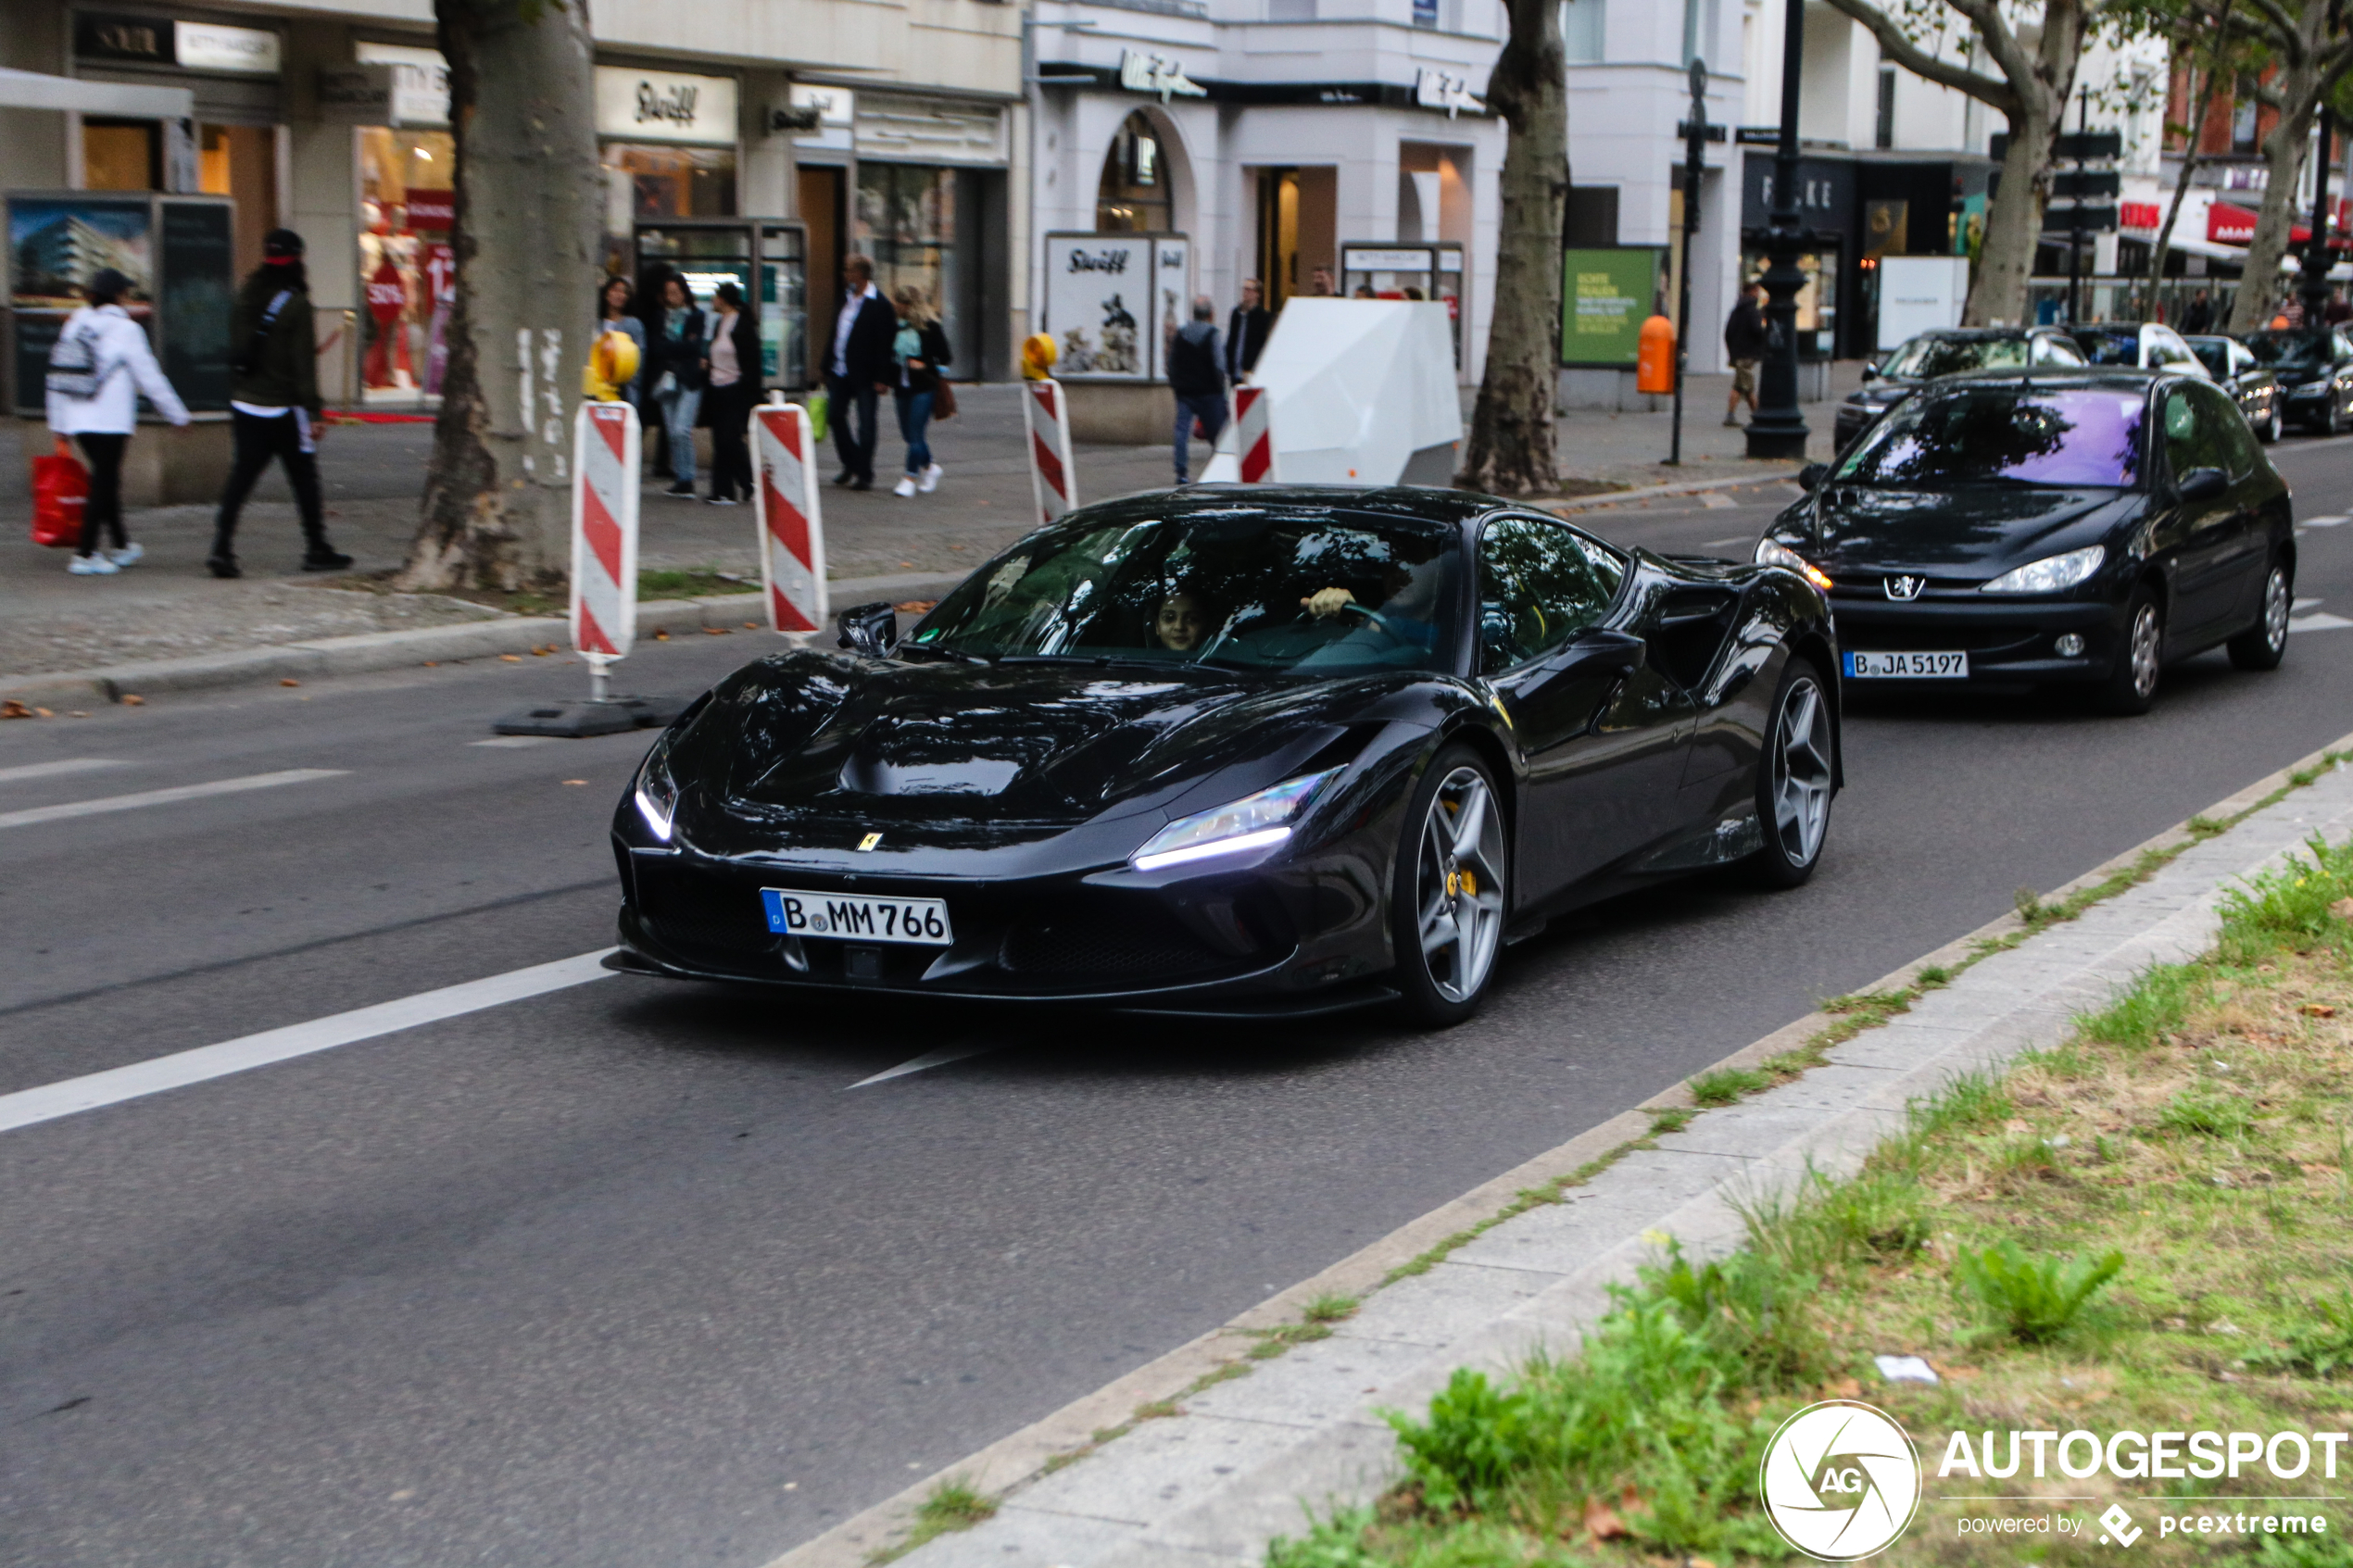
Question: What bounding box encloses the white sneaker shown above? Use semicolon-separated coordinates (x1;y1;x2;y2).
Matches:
107;542;144;568
68;554;120;576
892;475;917;498
918;463;944;495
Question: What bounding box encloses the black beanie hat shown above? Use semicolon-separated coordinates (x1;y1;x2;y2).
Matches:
263;228;306;259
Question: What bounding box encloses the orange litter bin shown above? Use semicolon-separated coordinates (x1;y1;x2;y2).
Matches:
1637;314;1677;395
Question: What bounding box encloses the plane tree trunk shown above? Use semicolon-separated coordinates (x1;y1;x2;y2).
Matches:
402;0;602;593
1457;0;1567;498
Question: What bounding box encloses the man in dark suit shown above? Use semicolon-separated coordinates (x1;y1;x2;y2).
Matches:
1226;278;1272;383
827;254;898;489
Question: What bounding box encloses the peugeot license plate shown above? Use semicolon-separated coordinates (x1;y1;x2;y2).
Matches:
761;888;953;945
1845;649;1969;679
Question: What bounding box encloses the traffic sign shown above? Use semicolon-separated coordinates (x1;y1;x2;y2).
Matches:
2054;169;2121;199
2043;205;2120;235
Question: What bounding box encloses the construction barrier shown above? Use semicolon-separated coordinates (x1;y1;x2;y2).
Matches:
1234;385;1277;483
570;399;640;661
1022;377;1077;525
753;399;828;634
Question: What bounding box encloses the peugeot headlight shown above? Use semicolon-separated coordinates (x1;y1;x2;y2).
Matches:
1130;769;1339;872
2299;379;2334;395
634;741;682;842
1980;545;2106;595
1755;535;1834;591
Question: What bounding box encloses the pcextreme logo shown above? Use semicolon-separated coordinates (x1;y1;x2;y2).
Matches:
1760;1400;1923;1560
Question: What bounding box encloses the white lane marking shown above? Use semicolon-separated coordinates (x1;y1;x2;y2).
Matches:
1703;535;1753;549
0;949;617;1135
0;769;346;831
0;758;130;785
2301;514;2348;528
2290;612;2353;632
471;736;557;748
848;1044;998;1089
1698;490;1737;509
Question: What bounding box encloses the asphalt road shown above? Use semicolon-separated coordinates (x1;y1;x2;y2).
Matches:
5;439;2353;1567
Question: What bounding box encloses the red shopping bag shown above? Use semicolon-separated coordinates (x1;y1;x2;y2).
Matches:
31;438;87;549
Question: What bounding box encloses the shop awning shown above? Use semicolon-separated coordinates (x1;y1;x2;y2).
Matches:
2207;200;2325;246
0;67;192;119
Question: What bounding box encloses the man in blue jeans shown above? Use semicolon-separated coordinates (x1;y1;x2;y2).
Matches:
1166;295;1227;484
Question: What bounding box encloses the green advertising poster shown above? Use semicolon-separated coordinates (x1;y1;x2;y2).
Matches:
1560;247;1664;367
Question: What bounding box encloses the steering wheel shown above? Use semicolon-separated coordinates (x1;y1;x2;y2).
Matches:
1333;599;1409;643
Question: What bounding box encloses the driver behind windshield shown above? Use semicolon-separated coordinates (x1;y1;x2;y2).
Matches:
1300;535;1450;651
1152;591;1209;653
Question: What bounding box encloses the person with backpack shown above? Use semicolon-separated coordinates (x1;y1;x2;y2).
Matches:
1166;295;1226;484
44;268;190;576
209;230;350;578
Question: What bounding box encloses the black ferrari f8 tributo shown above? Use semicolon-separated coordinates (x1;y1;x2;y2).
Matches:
608;486;1841;1023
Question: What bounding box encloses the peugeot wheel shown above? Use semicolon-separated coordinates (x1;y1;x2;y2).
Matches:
2227;557;2293;671
1750;659;1834;889
2097;585;2164;715
1391;746;1507;1026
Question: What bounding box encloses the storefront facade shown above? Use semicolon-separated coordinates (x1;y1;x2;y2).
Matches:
0;0;1024;411
1026;0;1505;386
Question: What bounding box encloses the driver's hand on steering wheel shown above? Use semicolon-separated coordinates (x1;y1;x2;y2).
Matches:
1301;586;1356;619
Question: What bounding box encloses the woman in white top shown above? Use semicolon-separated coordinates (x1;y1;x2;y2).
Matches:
45;268;191;576
699;281;761;505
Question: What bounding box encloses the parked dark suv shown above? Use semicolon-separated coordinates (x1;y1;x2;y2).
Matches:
2244;328;2353;433
1835;328;2088;451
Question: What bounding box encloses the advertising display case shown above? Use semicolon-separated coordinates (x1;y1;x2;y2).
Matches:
634;219;808;390
1559;246;1667;369
1340;242;1465;368
1040;232;1189;381
7;191;234;413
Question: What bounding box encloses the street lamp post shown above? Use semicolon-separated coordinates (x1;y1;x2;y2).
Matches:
1745;0;1810;459
2303;103;2337;326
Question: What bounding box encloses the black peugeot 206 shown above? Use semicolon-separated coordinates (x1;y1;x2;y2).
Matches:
609;487;1840;1024
1755;368;2294;714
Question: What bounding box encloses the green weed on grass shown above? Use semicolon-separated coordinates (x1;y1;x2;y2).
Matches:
2158;1085;2256;1138
1688;1067;1771;1107
2248;1290;2353;1377
866;1476;999;1562
2078;962;2204;1049
1952;1239;2125;1344
638;568;759;600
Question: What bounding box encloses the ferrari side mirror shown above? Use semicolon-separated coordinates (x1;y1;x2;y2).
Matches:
837;600;900;658
1860;362;1880;383
1796;462;1829;492
2175;467;2229;503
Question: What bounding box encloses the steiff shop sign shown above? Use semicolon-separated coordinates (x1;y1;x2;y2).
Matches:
1119;51;1205;103
594;67;739;146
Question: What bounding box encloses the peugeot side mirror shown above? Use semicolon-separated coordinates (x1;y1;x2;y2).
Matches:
1796;462;1829;492
2175;467;2229;503
837;600;900;658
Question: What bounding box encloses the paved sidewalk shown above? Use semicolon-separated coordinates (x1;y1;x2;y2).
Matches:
1;370;1853;683
780;745;2353;1568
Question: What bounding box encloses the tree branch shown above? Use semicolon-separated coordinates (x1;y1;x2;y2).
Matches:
1819;0;2020;109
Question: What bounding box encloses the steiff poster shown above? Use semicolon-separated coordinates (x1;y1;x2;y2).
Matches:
1044;233;1189;382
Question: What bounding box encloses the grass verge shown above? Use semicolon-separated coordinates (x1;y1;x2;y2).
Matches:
1267;832;2353;1565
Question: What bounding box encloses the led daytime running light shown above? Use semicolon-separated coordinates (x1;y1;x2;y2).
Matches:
635;748;680;842
1129;768;1339;873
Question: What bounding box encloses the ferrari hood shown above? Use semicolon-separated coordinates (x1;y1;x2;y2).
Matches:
681;652;1403;839
1802;484;2132;576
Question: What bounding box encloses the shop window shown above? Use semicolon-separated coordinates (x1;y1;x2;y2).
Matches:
358;126;459;402
83;119;160;191
200;124;278;278
856;162;960;362
1253;166;1335;306
1563;0;1605;63
1876;64;1897;149
603;143;736;273
1097;111;1173;232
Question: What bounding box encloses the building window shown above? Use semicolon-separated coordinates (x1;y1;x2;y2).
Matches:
1562;0;1604;63
857;162;960;356
2232;82;2259;154
82;119;160;191
1413;0;1439;27
358;127;459;401
1097;110;1173;232
1876;63;1896;149
1268;0;1315;18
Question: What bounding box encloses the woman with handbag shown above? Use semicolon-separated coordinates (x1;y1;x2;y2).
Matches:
44;268;190;576
888;285;952;497
699;282;762;505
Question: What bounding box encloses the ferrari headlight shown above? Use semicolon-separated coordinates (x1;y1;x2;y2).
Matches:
1980;545;2106;595
634;742;681;842
1130;768;1339;872
1755;535;1834;591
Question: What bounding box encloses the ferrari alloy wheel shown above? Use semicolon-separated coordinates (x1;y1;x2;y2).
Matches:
2098;586;2164;715
2228;558;2293;671
1751;660;1833;888
1394;746;1506;1025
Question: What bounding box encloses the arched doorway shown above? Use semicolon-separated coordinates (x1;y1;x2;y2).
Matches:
1096;109;1174;232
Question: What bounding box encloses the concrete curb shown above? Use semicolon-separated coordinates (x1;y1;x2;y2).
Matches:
1545;469;1806;515
0;571;967;708
762;731;2353;1568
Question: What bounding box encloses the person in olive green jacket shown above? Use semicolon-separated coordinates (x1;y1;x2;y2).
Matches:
209;229;351;578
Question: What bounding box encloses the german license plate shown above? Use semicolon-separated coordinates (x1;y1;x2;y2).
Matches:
1845;649;1969;679
761;888;953;945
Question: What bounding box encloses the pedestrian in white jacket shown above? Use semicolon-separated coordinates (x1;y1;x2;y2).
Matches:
45;269;191;576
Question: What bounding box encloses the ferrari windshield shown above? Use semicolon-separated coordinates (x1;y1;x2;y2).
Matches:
1831;385;2146;488
1880;335;2032;379
908;508;1463;673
